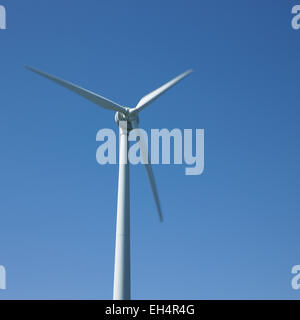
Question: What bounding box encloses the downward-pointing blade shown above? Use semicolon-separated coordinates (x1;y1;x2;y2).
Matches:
144;162;163;222
26;66;126;113
131;121;163;222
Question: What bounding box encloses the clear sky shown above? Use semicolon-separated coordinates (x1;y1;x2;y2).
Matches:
0;0;300;300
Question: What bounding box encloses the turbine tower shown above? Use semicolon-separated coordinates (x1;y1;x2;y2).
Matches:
26;66;192;299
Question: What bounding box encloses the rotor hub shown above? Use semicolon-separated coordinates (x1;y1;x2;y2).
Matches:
115;109;139;131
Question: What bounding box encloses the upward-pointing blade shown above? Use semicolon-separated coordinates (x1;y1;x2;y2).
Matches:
26;66;127;113
131;69;193;114
131;121;163;222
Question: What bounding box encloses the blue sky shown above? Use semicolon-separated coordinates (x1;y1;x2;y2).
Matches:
0;0;300;299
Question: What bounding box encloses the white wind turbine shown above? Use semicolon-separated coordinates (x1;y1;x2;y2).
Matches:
26;66;193;300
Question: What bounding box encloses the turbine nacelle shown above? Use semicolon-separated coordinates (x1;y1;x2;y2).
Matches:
115;109;139;131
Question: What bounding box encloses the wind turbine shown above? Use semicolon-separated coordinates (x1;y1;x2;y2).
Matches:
26;65;193;299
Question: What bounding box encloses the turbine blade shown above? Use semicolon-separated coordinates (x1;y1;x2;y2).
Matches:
144;162;163;222
131;121;163;222
131;69;193;114
26;66;126;113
